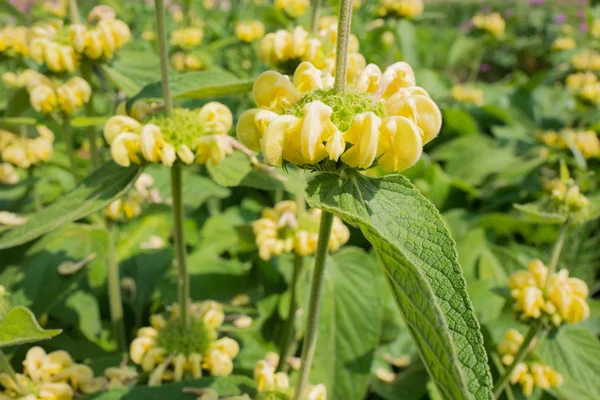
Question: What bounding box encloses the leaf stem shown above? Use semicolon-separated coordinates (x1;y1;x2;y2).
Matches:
333;0;354;92
493;323;544;399
293;211;334;400
277;253;304;371
154;0;173;116
310;0;321;34
62;119;80;183
171;163;190;330
107;220;127;351
81;63;101;171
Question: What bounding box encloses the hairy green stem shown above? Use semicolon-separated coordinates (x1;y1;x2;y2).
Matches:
68;0;80;24
107;221;126;351
155;0;174;115
81;63;100;171
293;212;334;400
333;0;354;92
0;350;27;394
171;164;190;330
277;254;304;371
493;324;544;399
544;224;568;290
310;0;321;34
62;120;80;183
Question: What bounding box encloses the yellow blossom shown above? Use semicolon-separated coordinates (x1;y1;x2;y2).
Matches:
552;37;576;52
451;85;484;105
378;0;424;19
170;27;204;49
472;12;506;38
236;20;266;43
275;0;309;18
571;50;600;71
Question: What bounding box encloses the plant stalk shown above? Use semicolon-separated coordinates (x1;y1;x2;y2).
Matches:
62;120;80;183
293;211;334;400
81;63;100;171
107;221;126;351
310;0;321;34
155;0;174;116
171;163;190;330
277;253;304;371
333;0;354;92
68;0;80;24
544;224;568;290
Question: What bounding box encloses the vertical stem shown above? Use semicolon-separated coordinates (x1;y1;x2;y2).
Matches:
28;167;41;211
171;164;189;330
333;0;354;92
277;254;304;371
155;0;174;116
310;0;321;34
293;212;334;400
68;0;80;24
493;324;544;399
62;120;80;183
107;221;127;351
81;63;100;171
544;224;568;290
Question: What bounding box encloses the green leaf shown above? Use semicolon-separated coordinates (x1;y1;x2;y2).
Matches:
81;376;256;400
207;152;285;190
513;203;566;224
311;247;383;400
396;20;418;68
70;116;108;128
0;306;60;347
102;64;145;98
306;171;493;400
0;162;141;250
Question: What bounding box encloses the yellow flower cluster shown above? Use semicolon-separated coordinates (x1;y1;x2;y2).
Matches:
0;163;19;185
0;346;106;399
508;259;590;326
129;302;239;386
377;0;424;19
169;27;204;72
0;26;30;57
571;50;600;71
497;329;563;397
253;355;327;400
104;102;234;168
236;20;266;43
237;61;441;172
29;39;77;73
252;200;349;260
472;12;506;38
539;129;600;159
551;37;576;52
258;23;365;81
565;72;600;104
592;19;600;39
451;85;484;105
275;0;309;18
0;126;54;169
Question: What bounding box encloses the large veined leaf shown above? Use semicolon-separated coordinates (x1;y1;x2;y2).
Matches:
0;162;141;250
82;376;256;400
0;306;61;347
207;152;286;190
306;171;493;400
311;247;383;400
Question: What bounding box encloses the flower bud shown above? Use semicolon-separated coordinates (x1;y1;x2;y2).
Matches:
130;337;155;364
212;337;240;359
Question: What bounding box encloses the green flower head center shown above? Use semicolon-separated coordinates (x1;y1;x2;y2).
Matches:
157;317;216;355
288;88;387;132
146;108;207;148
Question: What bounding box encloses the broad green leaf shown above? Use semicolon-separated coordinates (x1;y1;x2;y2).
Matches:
0;162;141;250
116;212;172;261
103;50;162;97
81;376;256;400
537;327;600;400
311;247;383;400
0;306;60;347
448;35;481;67
207;152;286;190
370;361;430;400
306;171;493;400
442;108;479;136
396;20;418;68
513;203;566;224
50;291;102;343
102;64;144;98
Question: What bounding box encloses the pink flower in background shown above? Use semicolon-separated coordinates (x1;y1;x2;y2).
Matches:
555;14;567;24
460;20;474;34
9;0;33;12
577;10;586;19
481;64;491;73
580;22;589;32
504;9;515;18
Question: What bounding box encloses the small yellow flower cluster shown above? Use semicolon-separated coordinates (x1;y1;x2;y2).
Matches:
29;39;77;74
0;26;30;57
0;346;106;400
104;103;234;168
472;12;506;38
258;23;365;80
129;302;239;386
451;85;484;106
508;259;590;326
170;27;204;72
275;0;309;18
252;200;350;260
497;329;563;397
67;6;131;61
237;61;441;172
539;129;600;159
377;0;424;20
0;126;54;169
105;173;158;221
253;355;327;399
565;72;600;104
551;37;576;52
235;20;266;43
0;163;19;185
571;50;600;71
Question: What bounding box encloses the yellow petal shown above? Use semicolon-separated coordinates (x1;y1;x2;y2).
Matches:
293;61;324;93
354;64;382;93
385;89;442;144
253;71;301;113
376;62;416;99
140;124;163;163
262;115;301;167
236;109;278;151
377;116;423;173
341;112;382;169
104;116;142;144
198;102;233;135
111;133;141;167
299;101;336;164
